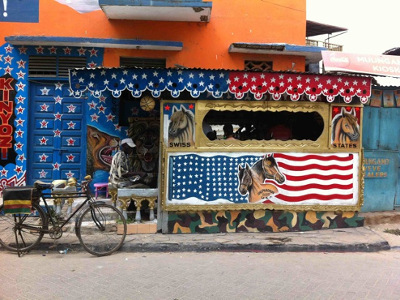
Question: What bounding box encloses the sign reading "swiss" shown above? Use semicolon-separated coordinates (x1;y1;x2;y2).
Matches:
322;51;400;77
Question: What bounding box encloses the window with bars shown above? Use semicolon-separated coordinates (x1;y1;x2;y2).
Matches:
28;56;87;78
245;60;273;72
120;57;166;68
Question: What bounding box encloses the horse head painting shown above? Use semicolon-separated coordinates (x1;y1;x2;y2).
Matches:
168;105;195;147
238;163;253;196
260;154;286;184
237;154;285;203
332;107;360;146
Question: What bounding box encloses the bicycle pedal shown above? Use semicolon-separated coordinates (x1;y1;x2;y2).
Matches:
48;244;58;249
62;225;75;232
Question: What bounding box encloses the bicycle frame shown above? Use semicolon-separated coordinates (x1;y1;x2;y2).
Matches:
39;191;95;232
6;190;93;256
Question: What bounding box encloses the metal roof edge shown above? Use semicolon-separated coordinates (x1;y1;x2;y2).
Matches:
99;0;212;8
5;36;183;51
229;43;326;53
72;66;373;79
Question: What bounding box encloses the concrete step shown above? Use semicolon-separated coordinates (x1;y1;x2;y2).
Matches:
360;211;400;226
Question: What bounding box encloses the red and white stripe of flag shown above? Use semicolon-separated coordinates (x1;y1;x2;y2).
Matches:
263;153;359;205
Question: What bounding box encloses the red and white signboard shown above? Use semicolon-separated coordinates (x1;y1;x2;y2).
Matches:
322;51;400;77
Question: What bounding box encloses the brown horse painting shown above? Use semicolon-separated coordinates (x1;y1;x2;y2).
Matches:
238;163;253;196
251;154;286;184
332;107;360;146
237;154;285;203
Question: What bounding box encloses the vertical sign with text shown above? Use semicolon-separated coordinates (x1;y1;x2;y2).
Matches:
0;75;16;165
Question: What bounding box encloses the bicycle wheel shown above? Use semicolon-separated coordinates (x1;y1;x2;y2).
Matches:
76;202;127;256
0;202;46;252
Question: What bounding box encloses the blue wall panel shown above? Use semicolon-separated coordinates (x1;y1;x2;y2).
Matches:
363;106;400;211
362;150;398;212
397;152;400;207
379;109;400;150
362;107;380;150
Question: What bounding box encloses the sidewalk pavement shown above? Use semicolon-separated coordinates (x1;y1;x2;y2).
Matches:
118;226;392;253
6;210;398;255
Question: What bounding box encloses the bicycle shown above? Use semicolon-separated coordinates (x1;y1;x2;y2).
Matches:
0;176;127;256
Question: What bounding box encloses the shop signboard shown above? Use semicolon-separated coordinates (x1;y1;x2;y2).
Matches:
0;0;39;23
322;51;400;77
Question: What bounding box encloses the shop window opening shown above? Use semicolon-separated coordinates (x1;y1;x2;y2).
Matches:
245;60;273;71
203;110;324;141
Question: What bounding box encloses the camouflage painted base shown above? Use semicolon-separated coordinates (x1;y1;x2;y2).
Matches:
168;210;364;233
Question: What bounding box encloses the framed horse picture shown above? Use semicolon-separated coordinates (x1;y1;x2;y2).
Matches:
163;102;195;148
330;105;362;150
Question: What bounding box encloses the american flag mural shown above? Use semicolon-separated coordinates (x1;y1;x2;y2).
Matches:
167;152;359;206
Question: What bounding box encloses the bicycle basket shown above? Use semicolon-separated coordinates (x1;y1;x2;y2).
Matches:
3;187;36;214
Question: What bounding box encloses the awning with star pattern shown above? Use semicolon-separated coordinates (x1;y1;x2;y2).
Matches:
69;68;372;103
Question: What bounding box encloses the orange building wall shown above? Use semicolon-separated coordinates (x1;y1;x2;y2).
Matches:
1;0;306;70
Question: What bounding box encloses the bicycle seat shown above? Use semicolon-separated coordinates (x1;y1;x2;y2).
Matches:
34;180;54;190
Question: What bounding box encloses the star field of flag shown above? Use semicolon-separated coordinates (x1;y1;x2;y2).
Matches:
168;153;263;203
